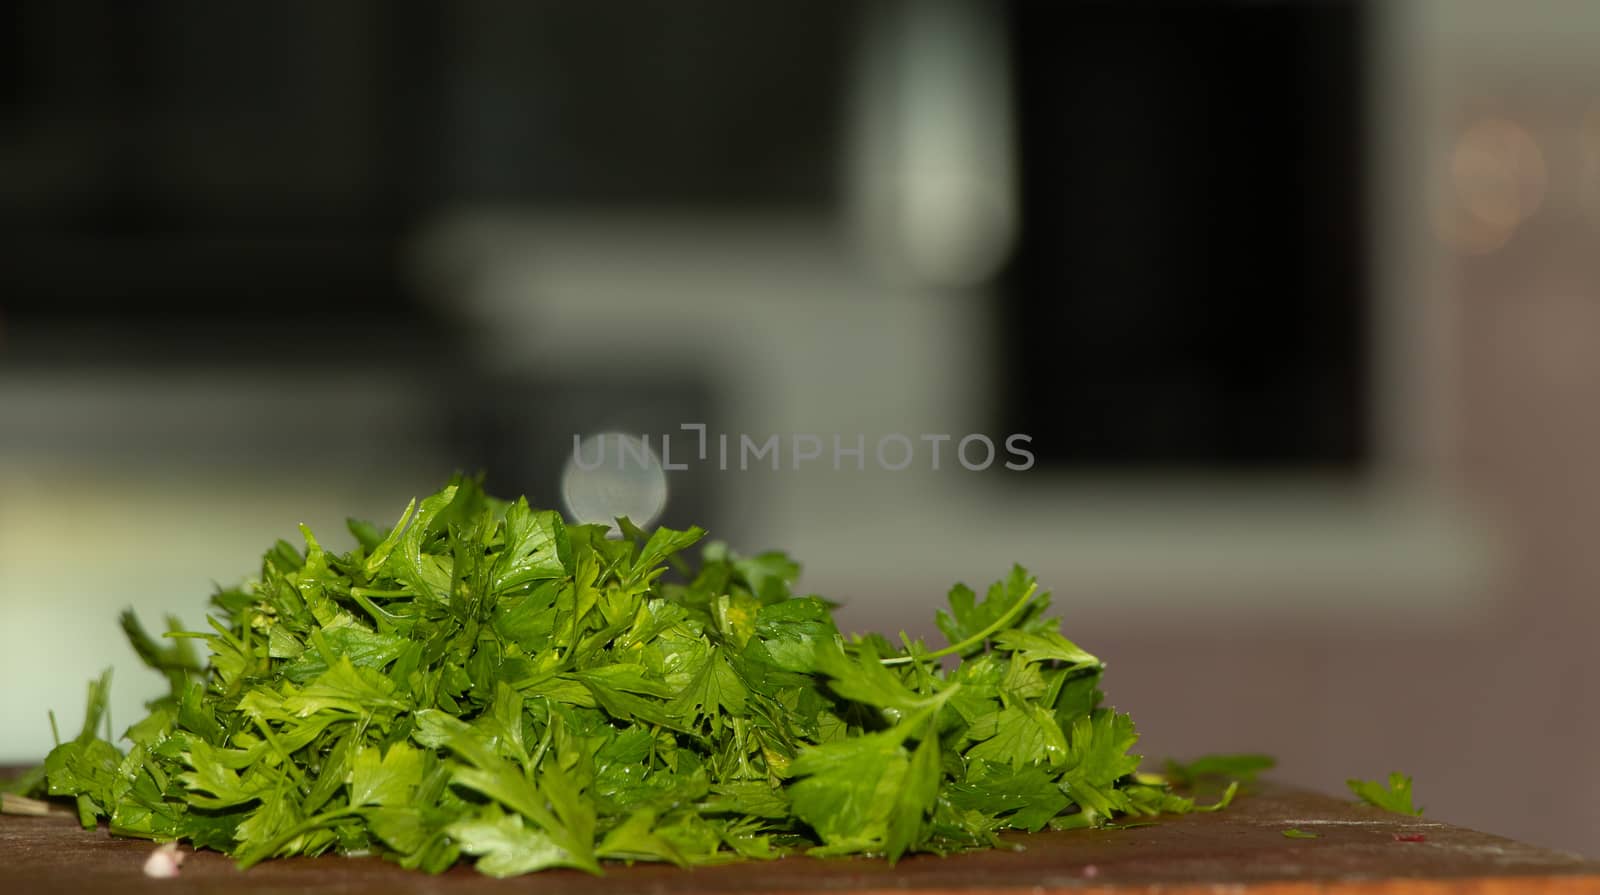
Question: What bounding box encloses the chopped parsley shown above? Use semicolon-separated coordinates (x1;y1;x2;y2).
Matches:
1347;772;1422;816
27;477;1233;876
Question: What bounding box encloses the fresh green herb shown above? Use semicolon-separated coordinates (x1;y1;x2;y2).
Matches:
27;478;1230;876
1;764;48;800
1347;773;1422;816
1281;828;1319;839
1163;753;1277;786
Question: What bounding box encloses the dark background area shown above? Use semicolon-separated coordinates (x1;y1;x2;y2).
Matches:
1003;1;1369;469
1;0;1367;472
0;0;849;322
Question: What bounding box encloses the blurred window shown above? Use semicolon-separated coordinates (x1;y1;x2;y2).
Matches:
1001;0;1370;470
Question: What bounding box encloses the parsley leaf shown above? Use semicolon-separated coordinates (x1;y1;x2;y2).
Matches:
1348;772;1423;816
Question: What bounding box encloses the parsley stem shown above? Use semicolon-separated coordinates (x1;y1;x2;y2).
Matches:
878;584;1038;666
235;805;360;869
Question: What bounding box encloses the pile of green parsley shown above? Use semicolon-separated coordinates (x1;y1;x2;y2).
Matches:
27;478;1232;877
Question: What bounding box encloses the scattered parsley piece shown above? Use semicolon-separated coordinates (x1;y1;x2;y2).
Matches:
24;477;1235;876
1282;828;1319;839
1163;753;1277;786
1347;773;1422;816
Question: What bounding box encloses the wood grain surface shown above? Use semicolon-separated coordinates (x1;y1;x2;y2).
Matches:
3;783;1597;894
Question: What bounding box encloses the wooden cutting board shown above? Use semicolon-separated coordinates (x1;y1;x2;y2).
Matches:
4;783;1597;894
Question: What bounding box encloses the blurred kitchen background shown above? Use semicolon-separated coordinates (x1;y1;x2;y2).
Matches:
2;0;1596;853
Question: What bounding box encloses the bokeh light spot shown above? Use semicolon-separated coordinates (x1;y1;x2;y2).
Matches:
1436;117;1546;255
561;432;669;534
